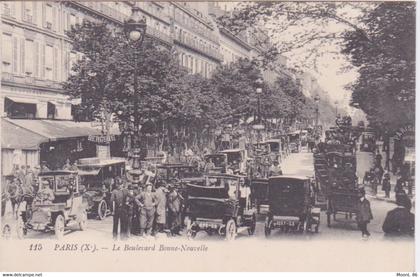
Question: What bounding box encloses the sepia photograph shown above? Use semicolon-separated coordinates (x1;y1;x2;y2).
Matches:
0;0;416;272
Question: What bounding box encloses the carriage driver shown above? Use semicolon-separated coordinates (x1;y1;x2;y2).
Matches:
35;180;55;204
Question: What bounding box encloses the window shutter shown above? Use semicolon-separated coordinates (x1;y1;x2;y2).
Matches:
41;44;45;78
11;2;15;17
53;47;58;80
20;38;25;74
32;2;37;25
21;3;25;21
64;51;68;79
42;3;46;27
13;37;18;72
34;42;39;76
52;6;56;32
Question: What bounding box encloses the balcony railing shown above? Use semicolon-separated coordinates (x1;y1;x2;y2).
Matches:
146;26;172;45
174;17;220;44
174;33;223;61
2;72;63;90
73;2;173;45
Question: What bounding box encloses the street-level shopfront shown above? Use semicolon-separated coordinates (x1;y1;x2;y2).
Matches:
1;118;122;181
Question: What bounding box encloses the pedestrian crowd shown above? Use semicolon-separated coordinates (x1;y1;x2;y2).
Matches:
109;176;184;240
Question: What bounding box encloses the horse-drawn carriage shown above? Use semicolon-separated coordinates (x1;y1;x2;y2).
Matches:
264;176;320;236
184;174;257;240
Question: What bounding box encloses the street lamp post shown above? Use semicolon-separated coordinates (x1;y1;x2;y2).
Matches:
314;95;320;141
254;77;264;144
124;6;147;185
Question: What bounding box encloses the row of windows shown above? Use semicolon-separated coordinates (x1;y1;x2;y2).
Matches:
170;4;218;43
179;53;216;78
221;46;248;64
2;2;81;34
2;33;78;81
175;27;222;61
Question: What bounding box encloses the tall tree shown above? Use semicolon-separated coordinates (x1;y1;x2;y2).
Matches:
342;2;415;133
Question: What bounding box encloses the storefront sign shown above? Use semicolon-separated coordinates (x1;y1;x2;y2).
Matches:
88;135;116;144
97;144;111;159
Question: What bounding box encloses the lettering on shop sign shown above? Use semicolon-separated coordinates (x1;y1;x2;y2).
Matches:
88;135;116;144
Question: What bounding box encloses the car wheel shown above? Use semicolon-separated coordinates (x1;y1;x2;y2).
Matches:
225;219;236;241
79;211;88;231
97;200;108;220
54;215;65;240
248;214;256;236
2;224;11;239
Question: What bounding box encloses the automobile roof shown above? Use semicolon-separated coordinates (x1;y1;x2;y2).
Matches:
157;163;194;168
264;139;281;143
220;148;243;153
77;159;126;167
38;170;77;176
268;175;309;181
206;173;242;179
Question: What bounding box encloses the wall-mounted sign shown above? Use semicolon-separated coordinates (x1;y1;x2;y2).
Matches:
88;135;116;144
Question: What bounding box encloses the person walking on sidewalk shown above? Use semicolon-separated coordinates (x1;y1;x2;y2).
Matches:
382;171;391;198
356;188;373;238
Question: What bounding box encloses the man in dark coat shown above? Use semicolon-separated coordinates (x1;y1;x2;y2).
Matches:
381;171;391;198
110;178;130;240
356;188;373;238
382;195;414;236
154;182;168;234
167;184;184;236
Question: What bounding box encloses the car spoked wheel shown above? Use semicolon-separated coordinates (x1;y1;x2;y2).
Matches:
2;224;11;239
79;211;88;231
97;200;107;220
54;215;65;240
225;219;236;241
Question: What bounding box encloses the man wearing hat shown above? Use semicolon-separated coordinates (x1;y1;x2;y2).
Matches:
110;177;130;240
382;171;391;198
167;184;183;236
154;181;168;235
135;183;156;236
35;180;55;204
356;187;373;238
382;194;414;236
40;161;50;173
268;161;283;177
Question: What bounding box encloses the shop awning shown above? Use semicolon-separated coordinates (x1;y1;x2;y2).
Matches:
2;119;47;150
5;96;39;105
3;118;120;142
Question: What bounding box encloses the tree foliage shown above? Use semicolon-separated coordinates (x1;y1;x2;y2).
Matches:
64;20;322;154
342;2;415;133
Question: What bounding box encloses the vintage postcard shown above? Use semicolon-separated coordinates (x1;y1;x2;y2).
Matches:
0;1;415;272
